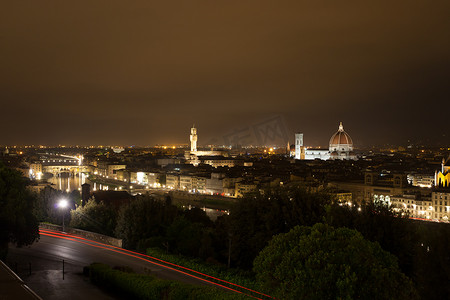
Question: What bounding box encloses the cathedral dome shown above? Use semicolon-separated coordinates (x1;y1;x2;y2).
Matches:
329;122;353;152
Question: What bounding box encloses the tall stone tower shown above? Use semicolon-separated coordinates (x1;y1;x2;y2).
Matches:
294;133;305;159
190;125;197;153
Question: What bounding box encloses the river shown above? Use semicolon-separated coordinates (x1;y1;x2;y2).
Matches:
46;173;226;220
46;174;120;193
46;173;90;192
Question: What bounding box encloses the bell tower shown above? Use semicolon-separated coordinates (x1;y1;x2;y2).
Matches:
190;125;197;153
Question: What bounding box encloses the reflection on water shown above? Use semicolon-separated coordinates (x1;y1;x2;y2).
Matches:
46;173;90;192
47;174;228;221
182;205;227;221
203;207;227;221
91;182;112;191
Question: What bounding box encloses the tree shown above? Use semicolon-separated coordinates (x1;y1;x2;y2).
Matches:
166;216;204;256
70;200;118;236
0;163;39;259
412;221;450;300
182;207;212;227
34;186;76;225
254;223;418;300
115;195;178;249
325;200;417;279
223;187;331;268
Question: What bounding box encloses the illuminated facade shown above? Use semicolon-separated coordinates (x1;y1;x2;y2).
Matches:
235;182;258;198
179;175;207;192
329;122;356;160
329;172;411;205
134;172;160;186
106;164;126;178
294;122;356;160
431;157;450;221
294;133;305;159
435;157;450;188
305;149;330;160
431;191;450;221
112;147;125;153
391;194;433;219
29;162;43;180
205;173;225;195
166;174;180;189
190;125;197;153
407;173;434;188
202;157;235;168
185;125;229;166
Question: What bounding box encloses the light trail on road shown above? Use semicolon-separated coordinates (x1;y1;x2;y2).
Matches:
39;229;272;299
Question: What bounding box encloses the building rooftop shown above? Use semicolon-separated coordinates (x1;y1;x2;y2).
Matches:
329;122;353;146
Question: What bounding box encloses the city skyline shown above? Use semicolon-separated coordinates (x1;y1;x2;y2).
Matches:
1;1;449;147
0;119;447;149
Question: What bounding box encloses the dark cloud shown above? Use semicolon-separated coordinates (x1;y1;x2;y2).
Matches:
1;1;449;146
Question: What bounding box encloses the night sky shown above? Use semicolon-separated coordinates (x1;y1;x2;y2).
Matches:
1;1;449;147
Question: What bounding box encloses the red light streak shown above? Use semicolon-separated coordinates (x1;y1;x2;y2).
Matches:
39;229;271;299
40;229;272;298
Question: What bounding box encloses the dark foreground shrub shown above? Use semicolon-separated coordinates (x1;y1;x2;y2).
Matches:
87;263;247;300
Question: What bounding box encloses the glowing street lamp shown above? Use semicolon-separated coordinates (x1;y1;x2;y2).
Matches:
58;199;68;232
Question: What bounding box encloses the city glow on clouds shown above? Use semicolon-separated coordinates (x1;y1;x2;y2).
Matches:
1;1;449;146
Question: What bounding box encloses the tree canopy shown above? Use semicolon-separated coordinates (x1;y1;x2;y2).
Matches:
115;194;178;249
254;223;418;300
224;187;331;268
0;163;39;259
70;199;118;236
34;186;77;225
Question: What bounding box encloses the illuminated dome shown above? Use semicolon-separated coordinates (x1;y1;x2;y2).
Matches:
329;122;353;153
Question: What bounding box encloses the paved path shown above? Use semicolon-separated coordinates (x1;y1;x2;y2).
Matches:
5;229;264;299
7;239;119;300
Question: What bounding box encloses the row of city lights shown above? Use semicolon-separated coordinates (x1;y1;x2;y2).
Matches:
93;171;231;196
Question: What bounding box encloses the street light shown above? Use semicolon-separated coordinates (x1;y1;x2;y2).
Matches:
58;199;68;232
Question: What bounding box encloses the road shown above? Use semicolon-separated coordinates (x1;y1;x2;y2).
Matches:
6;229;267;299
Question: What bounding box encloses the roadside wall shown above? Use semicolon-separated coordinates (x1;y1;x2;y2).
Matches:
39;223;123;248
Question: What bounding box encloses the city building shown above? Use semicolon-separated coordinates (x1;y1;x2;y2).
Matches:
29;162;43;179
205;173;225;194
192;176;207;193
328;190;353;204
329;122;356;160
435;156;450;188
329;171;415;205
185;125;229;165
180;175;193;191
179;174;207;192
96;161;126;177
235;182;258;198
431;190;449;221
201;156;235;168
390;193;432;219
305;148;330;160
431;156;450;221
190;125;197;153
166;173;180;189
294;122;356;161
107;164;126;178
294;133;305;159
407;173;434;188
156;157;181;167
